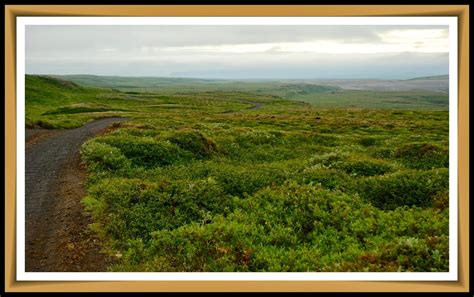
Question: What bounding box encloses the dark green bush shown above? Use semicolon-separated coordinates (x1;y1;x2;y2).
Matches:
80;140;131;172
358;169;449;209
298;168;350;190
167;129;218;158
212;164;288;196
337;159;394;176
358;137;378;147
305;152;393;177
99;136;193;168
395;143;448;169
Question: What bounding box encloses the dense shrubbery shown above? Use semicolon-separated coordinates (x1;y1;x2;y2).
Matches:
83;177;233;244
108;182;448;272
77;97;449;272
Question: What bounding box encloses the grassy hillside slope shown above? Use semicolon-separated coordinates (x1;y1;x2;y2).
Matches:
25;75;288;129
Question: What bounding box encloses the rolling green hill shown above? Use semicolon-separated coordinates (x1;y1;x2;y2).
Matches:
25;74;284;129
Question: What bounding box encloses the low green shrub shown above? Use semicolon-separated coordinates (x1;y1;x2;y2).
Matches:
358;169;449;209
236;130;283;147
306;151;393;177
166;129;218;158
337;159;394;176
299;168;350;190
212;164;288;196
358;136;378;147
306;150;349;168
395;143;448;169
98;136;193;168
81;140;131;172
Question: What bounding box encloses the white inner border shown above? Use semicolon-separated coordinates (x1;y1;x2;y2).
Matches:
16;16;458;282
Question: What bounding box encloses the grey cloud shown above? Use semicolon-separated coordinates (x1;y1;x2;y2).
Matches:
26;25;447;50
25;25;449;79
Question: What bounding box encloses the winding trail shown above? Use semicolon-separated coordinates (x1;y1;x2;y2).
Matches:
239;99;264;110
25;117;126;272
222;99;264;114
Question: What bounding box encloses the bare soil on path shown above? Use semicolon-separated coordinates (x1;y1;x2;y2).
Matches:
25;117;126;272
239;99;264;110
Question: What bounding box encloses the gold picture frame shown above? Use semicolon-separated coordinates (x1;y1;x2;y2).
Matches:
4;4;469;293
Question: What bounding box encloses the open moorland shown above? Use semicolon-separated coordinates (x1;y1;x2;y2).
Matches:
25;74;449;272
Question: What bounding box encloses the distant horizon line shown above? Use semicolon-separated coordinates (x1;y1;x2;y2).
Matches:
26;73;449;81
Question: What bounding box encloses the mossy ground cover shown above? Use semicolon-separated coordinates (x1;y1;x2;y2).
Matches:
26;75;450;272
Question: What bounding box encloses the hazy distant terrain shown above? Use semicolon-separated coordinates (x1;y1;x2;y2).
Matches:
309;75;448;93
45;74;448;110
51;74;448;93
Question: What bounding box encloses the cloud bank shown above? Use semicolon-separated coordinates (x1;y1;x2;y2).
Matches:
26;25;449;79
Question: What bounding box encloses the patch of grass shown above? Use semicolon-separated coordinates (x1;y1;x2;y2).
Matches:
43;103;125;115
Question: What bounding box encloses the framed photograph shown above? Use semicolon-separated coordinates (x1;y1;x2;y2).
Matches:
4;4;470;293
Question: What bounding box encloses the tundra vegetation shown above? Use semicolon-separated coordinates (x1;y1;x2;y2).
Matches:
26;74;449;272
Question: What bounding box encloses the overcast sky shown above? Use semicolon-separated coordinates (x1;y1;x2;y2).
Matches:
25;25;449;79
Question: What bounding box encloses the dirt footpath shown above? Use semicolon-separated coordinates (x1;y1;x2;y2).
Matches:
25;117;126;272
239;99;264;110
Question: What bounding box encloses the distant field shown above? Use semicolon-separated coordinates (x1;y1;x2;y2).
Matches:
48;74;449;110
281;90;448;109
309;76;448;93
25;74;450;272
